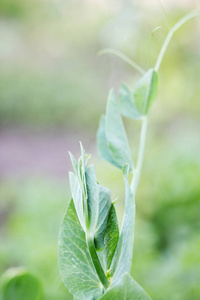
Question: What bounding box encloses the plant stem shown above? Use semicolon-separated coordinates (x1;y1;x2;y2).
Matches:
131;116;148;194
87;235;109;289
155;9;200;72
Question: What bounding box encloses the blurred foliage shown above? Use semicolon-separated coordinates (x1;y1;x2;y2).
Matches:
0;0;28;19
1;268;43;300
0;0;200;299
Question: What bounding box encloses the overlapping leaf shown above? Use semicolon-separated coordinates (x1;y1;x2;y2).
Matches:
99;273;151;300
94;185;112;251
104;204;119;270
110;164;135;284
85;164;99;233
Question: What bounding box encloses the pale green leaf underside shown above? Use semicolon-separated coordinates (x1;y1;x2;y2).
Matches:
119;69;158;120
99;273;151;300
97;116;121;169
134;68;158;115
69;172;85;231
118;83;142;120
97;90;134;171
110;171;135;284
69;151;78;174
105;89;134;171
58;199;103;299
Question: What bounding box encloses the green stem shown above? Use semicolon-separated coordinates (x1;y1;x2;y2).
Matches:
131;116;148;194
155;9;200;72
87;235;109;289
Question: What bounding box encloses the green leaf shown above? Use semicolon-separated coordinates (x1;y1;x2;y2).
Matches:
134;68;158;115
69;172;86;231
110;167;135;284
94;185;112;251
118;70;158;120
69;151;78;174
1;268;42;300
99;273;151;300
58;199;103;299
105;89;134;171
118;83;142;120
85;164;99;233
97;116;120;169
104;204;119;270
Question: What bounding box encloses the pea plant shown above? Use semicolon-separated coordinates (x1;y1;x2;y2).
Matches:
58;9;199;300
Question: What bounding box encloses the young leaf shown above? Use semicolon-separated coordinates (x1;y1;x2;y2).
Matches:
104;204;119;270
99;273;151;300
97;116;121;169
110;165;135;284
94;185;112;251
69;172;86;231
69;151;78;174
118;83;142;120
105;89;134;171
58;199;103;300
134;68;158;115
85;164;99;233
1;268;43;300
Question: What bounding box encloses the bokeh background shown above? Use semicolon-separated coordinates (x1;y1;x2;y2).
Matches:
0;0;200;299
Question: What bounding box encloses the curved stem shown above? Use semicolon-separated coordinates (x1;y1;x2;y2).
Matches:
155;9;200;72
131;116;148;194
87;235;109;289
98;48;146;75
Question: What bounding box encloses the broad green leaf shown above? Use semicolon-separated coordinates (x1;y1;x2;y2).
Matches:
94;185;112;251
69;172;85;231
58;199;103;299
1;268;42;300
85;164;99;233
110;165;135;284
104;204;119;270
118;83;142;120
105;89;134;171
97;116;120;169
134;68;158;115
99;273;151;300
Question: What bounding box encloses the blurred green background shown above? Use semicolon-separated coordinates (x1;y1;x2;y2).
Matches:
0;0;200;299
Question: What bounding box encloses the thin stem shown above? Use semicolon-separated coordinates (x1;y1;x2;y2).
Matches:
155;9;200;72
87;234;109;289
131;116;148;194
98;48;146;75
